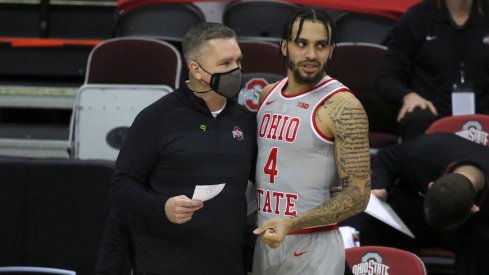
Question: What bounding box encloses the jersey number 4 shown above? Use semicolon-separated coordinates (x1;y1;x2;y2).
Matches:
264;147;279;184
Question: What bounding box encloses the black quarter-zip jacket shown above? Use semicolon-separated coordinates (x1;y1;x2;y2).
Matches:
376;0;489;116
110;84;257;274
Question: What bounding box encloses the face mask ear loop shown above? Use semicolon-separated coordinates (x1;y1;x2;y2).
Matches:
194;62;214;93
210;73;220;93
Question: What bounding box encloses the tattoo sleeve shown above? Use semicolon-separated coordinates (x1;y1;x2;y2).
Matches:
290;93;371;230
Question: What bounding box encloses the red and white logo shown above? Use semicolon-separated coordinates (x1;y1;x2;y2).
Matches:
351;252;390;275
239;78;269;112
456;120;488;146
232;126;244;141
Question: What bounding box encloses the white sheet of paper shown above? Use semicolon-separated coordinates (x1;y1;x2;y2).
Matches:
452;92;475;115
365;193;415;238
192;183;225;201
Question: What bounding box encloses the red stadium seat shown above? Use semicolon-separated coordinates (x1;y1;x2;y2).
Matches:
346;246;427;275
223;0;299;42
335;12;398;44
238;40;285;75
326;42;399;151
425;114;489;147
114;2;205;42
70;37;177;160
85;37;182;88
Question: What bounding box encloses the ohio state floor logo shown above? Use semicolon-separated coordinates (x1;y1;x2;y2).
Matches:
352;252;390;275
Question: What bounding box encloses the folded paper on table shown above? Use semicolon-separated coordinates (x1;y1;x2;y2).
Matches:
365;193;415;238
192;183;226;201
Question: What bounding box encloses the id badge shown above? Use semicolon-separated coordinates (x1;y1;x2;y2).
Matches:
451;91;475;115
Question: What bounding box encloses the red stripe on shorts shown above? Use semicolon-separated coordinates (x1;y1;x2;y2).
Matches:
288;224;339;235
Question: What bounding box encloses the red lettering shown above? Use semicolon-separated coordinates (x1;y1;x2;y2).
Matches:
263;190;272;213
285;193;298;216
259;113;271;138
267;114;282;139
259;113;300;142
277;116;289;141
272;192;285;214
256;188;264;212
256;188;298;216
285;117;300;142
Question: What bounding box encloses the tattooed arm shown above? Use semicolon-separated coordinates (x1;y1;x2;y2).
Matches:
303;92;371;224
254;92;371;248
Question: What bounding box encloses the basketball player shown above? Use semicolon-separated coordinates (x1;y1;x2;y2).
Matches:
252;8;371;275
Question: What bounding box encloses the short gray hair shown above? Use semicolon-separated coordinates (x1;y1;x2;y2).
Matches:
182;22;236;64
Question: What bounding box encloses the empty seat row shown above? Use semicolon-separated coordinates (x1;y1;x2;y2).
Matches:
0;1;398;44
116;1;397;45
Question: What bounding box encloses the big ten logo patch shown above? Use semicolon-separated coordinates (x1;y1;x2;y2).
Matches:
238;78;269;112
352;252;390;275
456;120;489;146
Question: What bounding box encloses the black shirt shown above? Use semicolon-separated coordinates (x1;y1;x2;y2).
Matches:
372;133;489;221
376;0;489;116
110;85;257;274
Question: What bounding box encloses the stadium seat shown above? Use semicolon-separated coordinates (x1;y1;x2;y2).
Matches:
70;37;178;160
85;37;182;88
0;266;76;275
425;114;489;147
70;84;172;160
325;42;398;151
345;246;427;275
238;40;285;75
114;3;205;42
335;12;398;44
223;0;299;42
48;3;115;39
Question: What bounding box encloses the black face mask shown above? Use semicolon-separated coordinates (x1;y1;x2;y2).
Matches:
195;63;243;99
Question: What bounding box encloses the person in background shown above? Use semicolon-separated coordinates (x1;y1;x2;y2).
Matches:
376;0;489;141
252;8;371;275
109;22;257;274
361;133;489;275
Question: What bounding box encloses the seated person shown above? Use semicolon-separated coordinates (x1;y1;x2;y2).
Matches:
376;0;489;141
361;133;489;275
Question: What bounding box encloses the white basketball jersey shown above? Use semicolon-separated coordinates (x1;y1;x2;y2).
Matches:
255;75;349;226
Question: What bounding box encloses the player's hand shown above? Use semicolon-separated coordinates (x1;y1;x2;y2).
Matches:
398;92;438;121
164;195;203;224
371;189;388;201
253;218;293;249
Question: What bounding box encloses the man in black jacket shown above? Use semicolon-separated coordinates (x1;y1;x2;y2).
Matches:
361;133;489;275
376;0;489;140
109;22;257;274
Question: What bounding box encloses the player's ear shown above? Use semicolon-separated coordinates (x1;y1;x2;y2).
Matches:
428;181;434;189
280;40;288;57
328;44;335;60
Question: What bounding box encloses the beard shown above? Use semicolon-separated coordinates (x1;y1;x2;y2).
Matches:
287;59;326;85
